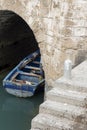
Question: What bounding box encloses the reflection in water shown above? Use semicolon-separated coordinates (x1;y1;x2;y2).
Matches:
0;69;44;130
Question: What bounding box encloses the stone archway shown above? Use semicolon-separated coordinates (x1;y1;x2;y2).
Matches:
0;9;39;69
0;0;87;87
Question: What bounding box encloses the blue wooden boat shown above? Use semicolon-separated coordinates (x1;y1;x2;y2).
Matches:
3;49;45;97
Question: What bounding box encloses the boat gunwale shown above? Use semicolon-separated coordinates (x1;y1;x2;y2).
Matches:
3;49;40;81
3;49;45;96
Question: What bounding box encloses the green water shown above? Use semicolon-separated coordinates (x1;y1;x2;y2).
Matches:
0;69;44;130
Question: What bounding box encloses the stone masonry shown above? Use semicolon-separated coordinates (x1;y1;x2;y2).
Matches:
31;60;87;130
0;0;87;86
0;1;87;129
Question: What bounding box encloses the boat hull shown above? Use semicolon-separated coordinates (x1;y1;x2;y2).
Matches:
5;88;33;97
3;49;45;97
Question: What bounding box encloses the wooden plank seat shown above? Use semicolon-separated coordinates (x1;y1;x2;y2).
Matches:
25;65;40;71
12;78;37;85
19;71;41;78
32;61;40;64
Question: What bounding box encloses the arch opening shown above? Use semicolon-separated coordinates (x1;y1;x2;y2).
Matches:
0;10;39;70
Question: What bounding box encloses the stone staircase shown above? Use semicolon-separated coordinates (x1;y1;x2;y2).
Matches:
31;60;87;130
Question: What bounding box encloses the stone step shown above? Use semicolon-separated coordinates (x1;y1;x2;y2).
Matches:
31;113;87;130
53;79;87;93
39;100;87;124
47;87;87;108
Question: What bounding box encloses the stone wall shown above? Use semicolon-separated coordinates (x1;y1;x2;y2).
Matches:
0;0;87;86
40;0;87;85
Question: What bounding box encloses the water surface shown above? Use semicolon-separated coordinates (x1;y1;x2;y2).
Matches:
0;68;44;130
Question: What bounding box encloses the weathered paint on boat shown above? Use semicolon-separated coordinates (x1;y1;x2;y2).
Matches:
3;49;45;97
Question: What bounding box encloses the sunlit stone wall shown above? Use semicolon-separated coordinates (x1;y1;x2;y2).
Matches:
0;0;87;86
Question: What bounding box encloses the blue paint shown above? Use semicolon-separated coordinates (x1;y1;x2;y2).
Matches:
3;49;45;97
4;84;34;93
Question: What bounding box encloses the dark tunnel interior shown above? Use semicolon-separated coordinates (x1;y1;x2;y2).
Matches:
0;10;39;70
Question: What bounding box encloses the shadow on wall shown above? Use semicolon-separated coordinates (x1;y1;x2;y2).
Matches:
75;49;87;67
0;10;39;70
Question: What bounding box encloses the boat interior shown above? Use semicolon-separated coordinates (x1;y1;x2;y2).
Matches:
9;55;44;86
